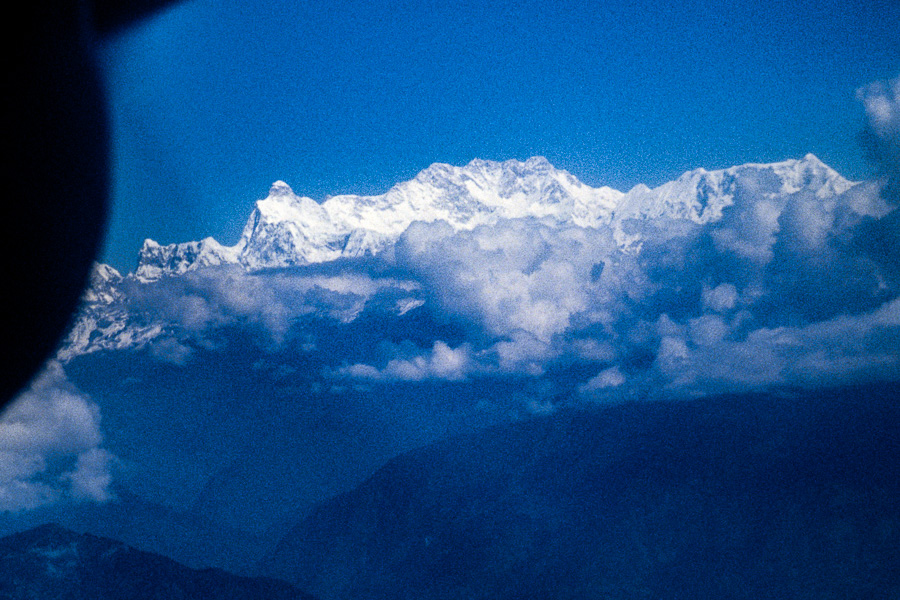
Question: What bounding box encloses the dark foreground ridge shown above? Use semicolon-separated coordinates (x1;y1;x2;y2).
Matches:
261;384;900;600
0;524;316;600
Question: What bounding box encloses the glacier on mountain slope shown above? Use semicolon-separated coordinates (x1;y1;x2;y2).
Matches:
60;153;882;364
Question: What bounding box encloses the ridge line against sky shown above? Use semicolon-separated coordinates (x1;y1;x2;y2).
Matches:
96;0;900;273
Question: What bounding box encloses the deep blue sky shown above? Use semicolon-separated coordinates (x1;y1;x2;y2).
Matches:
97;0;899;273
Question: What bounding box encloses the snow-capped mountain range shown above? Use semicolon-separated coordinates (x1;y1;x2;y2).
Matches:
61;154;857;359
133;156;626;280
132;154;852;280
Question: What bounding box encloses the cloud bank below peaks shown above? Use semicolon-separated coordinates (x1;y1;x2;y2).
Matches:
64;151;899;402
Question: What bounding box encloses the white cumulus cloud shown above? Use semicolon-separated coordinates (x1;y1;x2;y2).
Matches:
338;341;473;382
858;75;900;206
0;362;115;511
858;76;900;144
86;136;899;401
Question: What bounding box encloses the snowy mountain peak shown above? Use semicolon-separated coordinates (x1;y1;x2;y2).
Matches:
802;152;822;164
524;155;553;168
268;180;295;196
612;154;856;228
249;184;328;224
461;155;554;176
767;153;853;196
237;181;344;270
62;154;876;360
417;156;567;187
135;237;239;282
125;155;858;280
90;262;122;284
82;263;123;305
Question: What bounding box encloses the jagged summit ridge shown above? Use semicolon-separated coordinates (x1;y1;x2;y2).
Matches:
136;237;240;281
614;154;853;224
232;156;625;272
134;155;852;280
59;154;863;359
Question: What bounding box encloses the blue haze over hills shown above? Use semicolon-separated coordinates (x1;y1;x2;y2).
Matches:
2;1;897;594
1;148;897;585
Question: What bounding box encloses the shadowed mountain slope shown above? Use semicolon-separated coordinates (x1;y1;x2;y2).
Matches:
0;524;316;600
261;385;900;600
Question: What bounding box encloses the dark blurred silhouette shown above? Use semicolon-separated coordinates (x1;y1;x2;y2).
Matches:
3;0;179;409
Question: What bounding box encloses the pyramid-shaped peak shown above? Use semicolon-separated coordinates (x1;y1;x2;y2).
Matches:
774;153;847;179
802;153;822;163
268;180;295;197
